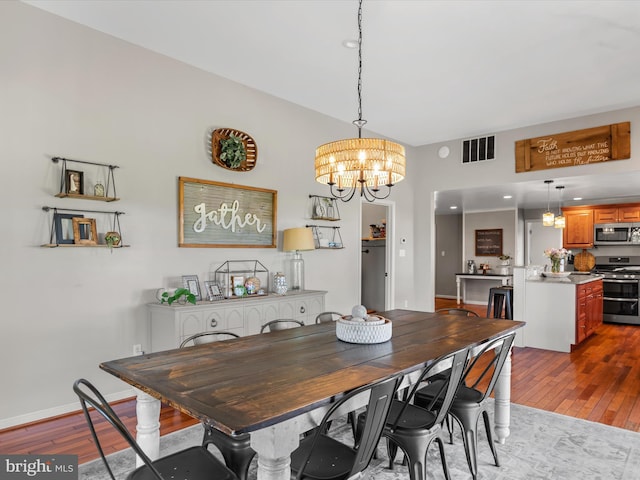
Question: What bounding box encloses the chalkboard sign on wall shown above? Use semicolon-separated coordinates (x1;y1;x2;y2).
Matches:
475;229;503;257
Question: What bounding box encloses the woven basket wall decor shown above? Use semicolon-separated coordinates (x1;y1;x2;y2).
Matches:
211;127;258;172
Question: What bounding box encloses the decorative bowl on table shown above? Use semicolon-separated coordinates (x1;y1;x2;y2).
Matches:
336;314;392;344
542;271;572;278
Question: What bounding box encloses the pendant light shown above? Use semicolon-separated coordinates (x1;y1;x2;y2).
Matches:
542;180;555;226
314;0;406;202
554;185;565;229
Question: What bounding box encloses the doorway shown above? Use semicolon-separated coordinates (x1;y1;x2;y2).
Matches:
526;219;562;267
361;202;392;312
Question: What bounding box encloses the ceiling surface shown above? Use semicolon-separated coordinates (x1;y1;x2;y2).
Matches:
23;0;640;213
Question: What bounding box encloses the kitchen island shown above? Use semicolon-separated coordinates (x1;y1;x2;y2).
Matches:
513;267;603;352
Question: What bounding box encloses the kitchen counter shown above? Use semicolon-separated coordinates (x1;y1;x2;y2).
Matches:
513;267;604;352
526;273;603;285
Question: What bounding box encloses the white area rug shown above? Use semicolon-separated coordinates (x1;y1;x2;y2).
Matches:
79;401;640;479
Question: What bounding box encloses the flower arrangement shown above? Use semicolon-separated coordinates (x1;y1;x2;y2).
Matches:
544;247;570;273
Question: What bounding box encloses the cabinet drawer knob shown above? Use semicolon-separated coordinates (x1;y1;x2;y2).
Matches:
210;319;218;328
300;306;306;314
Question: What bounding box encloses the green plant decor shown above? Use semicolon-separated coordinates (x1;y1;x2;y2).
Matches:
160;288;197;306
104;232;121;252
219;135;246;169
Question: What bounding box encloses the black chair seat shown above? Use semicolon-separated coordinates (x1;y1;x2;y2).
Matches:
384;401;438;431
128;446;236;480
291;435;356;480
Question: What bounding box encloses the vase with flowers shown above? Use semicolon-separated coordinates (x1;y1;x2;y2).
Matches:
544;247;570;273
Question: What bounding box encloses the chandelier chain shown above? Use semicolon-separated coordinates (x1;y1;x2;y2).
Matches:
356;0;364;137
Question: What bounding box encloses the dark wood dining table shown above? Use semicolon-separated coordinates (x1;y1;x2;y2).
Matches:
101;309;524;480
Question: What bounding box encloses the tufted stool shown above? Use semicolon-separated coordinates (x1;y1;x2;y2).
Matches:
486;286;513;319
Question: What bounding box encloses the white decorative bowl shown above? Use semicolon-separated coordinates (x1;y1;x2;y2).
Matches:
336;315;392;344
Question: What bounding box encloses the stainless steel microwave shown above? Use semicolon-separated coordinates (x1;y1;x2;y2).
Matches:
594;223;640;245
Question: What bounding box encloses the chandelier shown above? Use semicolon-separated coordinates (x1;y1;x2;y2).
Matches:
314;0;406;202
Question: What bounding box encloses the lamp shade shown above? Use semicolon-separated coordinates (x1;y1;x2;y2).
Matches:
283;228;315;252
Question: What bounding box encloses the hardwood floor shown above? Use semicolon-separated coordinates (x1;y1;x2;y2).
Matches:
2;298;639;464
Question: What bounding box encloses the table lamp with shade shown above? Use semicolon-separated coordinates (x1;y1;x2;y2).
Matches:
282;227;315;291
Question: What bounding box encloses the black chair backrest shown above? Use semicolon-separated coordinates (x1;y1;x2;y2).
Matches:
315;311;344;324
435;308;480;317
463;332;516;403
73;378;163;480
388;347;469;430
294;375;401;480
179;331;240;348
260;319;304;333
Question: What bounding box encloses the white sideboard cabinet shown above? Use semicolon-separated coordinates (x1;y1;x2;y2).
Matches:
147;290;327;352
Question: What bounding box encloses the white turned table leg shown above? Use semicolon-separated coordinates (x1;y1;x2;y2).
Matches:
251;417;306;480
493;346;512;444
135;389;161;467
456;278;461;304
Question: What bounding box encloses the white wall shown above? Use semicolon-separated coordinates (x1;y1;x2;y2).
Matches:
0;2;420;427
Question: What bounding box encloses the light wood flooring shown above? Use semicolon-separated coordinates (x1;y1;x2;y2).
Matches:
2;298;639;464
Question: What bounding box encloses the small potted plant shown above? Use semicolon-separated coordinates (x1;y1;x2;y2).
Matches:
498;254;511;265
219;134;247;169
160;288;196;306
104;231;121;252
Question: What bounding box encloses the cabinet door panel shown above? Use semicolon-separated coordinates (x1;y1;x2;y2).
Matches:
593;208;618;223
178;312;204;345
204;310;226;332
242;305;263;336
563;209;593;248
619;206;640;222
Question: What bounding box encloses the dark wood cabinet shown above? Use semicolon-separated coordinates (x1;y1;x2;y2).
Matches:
575;279;603;345
562;208;594;249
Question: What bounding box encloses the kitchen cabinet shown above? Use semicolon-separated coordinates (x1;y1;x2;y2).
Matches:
147;290;326;352
576;279;603;344
562;208;594;249
593;205;640;223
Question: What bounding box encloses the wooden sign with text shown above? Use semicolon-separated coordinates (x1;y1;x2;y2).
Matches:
179;177;277;248
515;122;630;173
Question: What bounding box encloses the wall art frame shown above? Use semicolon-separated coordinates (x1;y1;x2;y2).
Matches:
475;228;503;257
178;177;277;248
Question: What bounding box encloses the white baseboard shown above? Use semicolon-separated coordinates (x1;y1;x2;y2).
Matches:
435;295;456;299
0;388;135;430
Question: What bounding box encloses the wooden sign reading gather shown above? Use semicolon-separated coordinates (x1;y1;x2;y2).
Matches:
179;177;277;248
515;122;630;173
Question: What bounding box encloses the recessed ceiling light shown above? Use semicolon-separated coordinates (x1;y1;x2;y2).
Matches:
450;205;458;210
503;195;512;199
573;197;582;201
342;39;358;49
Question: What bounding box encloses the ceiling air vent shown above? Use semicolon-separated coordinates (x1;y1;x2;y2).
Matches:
462;135;495;163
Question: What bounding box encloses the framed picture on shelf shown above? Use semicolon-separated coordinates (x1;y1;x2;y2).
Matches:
65;169;84;195
72;217;97;245
204;281;225;301
54;213;82;244
182;275;202;301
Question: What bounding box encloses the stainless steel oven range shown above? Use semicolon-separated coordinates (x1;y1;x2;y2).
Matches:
593;256;640;325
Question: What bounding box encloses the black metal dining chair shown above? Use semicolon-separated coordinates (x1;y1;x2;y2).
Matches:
260;319;304;333
73;378;237;480
178;331;255;480
315;311;344;323
435;307;480;317
179;331;240;347
290;375;401;480
415;332;516;480
358;347;469;480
